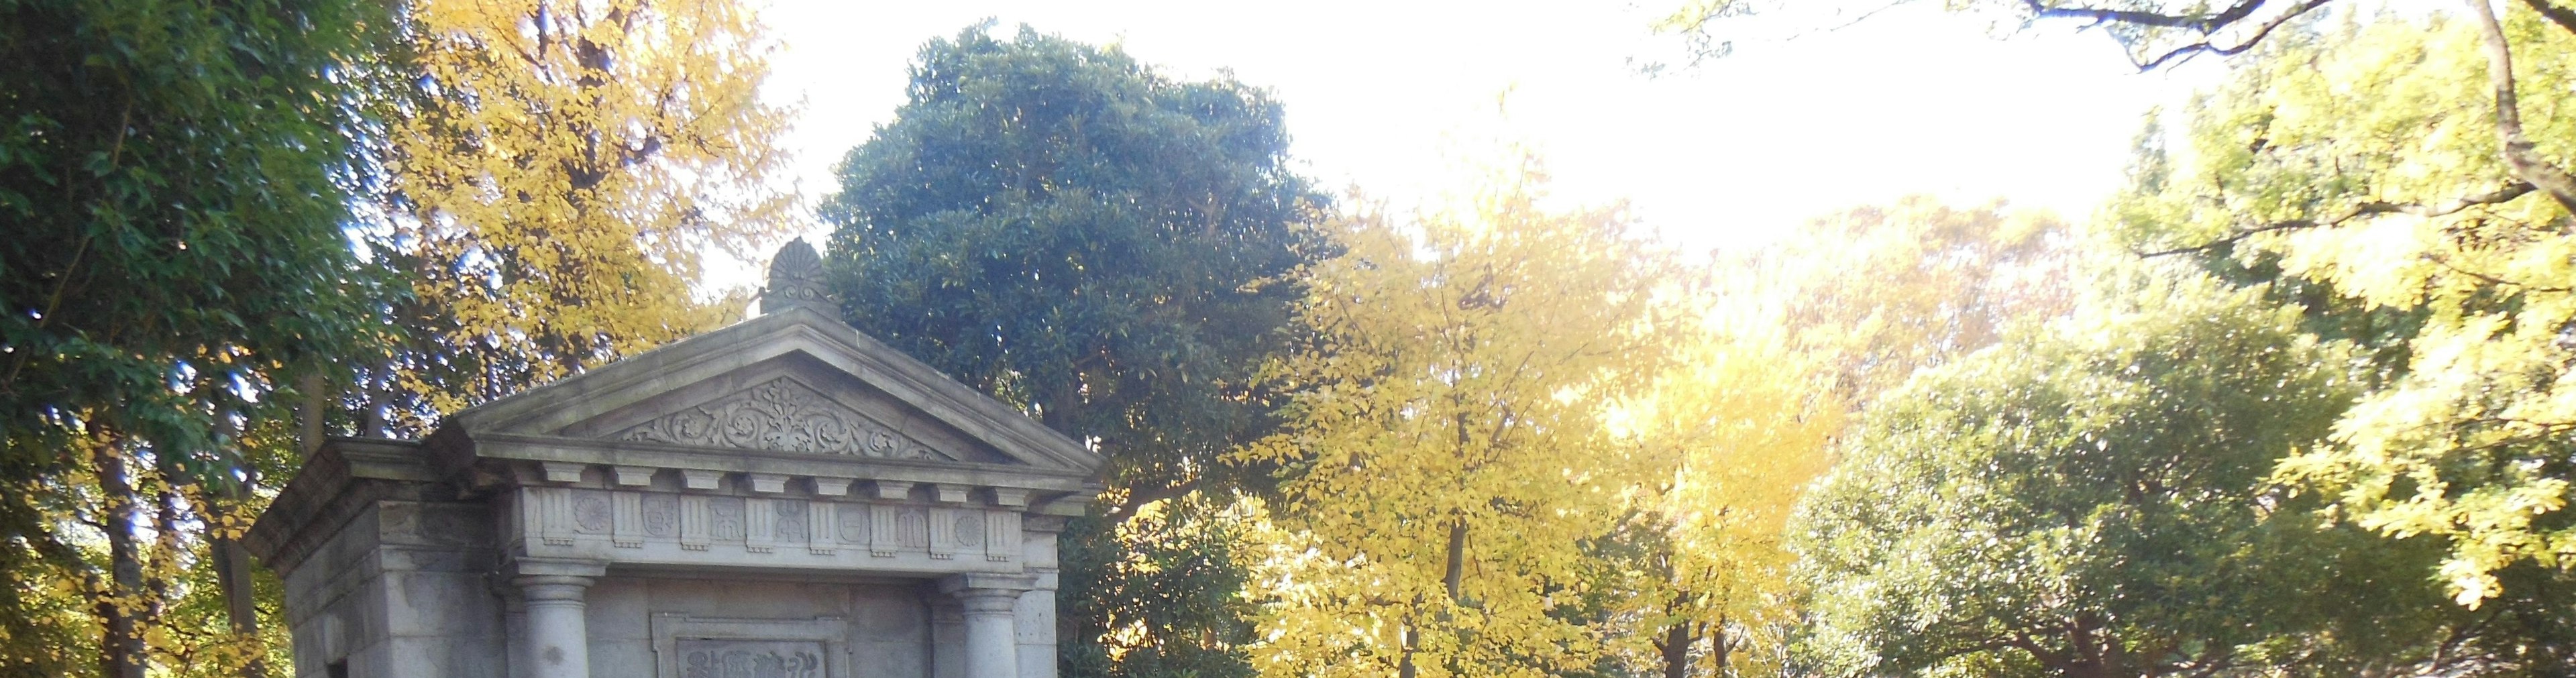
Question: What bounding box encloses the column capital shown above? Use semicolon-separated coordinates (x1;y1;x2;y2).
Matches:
938;573;1036;610
506;557;608;579
506;557;606;598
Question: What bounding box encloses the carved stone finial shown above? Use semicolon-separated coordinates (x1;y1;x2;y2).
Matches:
760;239;837;318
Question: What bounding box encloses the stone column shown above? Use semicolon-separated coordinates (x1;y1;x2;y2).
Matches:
940;574;1036;678
510;559;606;678
1018;516;1069;678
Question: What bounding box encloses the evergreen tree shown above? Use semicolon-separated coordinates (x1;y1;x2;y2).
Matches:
820;24;1330;678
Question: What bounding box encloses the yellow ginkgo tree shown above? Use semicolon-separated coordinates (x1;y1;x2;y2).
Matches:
1599;306;1842;678
374;0;794;421
1239;158;1688;678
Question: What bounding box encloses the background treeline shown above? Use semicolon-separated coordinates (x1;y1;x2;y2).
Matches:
3;0;790;674
8;1;2576;678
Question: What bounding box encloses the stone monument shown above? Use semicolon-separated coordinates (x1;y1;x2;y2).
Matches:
246;239;1103;678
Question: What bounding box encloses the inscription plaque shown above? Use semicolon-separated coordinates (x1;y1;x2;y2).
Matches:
676;639;825;678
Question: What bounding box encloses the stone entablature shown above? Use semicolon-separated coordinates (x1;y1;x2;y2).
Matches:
508;465;1066;573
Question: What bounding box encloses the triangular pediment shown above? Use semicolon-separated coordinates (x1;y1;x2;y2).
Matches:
445;307;1099;473
609;376;959;461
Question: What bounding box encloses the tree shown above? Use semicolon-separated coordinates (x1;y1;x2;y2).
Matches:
1594;324;1841;678
818;25;1330;678
1727;197;2084;406
2095;11;2576;609
1239;158;1686;678
1789;270;2532;677
0;0;385;673
1576;199;2078;678
1670;0;2576;611
370;0;794;426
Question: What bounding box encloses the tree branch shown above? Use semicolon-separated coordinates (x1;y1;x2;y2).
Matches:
2465;0;2576;213
2128;0;2334;70
2521;0;2576;34
2021;0;2270;32
1109;476;1202;522
2137;182;2537;257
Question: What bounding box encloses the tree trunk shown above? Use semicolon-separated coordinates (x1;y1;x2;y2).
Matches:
1442;520;1467;600
94;445;146;678
1710;620;1729;677
210;408;268;677
1397;618;1419;678
213;474;267;677
212;536;265;678
1658;620;1692;678
2465;0;2576;212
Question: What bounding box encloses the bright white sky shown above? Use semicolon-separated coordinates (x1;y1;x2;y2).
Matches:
727;0;2222;284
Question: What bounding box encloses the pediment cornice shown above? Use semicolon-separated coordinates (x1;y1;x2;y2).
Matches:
440;308;1102;474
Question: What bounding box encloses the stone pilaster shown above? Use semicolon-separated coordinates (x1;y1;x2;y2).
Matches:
510;559;606;678
940;574;1036;678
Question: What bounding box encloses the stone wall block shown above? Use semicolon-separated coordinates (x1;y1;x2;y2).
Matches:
382;570;497;637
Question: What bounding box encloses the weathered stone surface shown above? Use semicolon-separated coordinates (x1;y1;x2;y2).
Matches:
248;243;1102;678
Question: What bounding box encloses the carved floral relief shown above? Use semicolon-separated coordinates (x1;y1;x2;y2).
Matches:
572;492;612;534
615;378;955;461
953;513;985;548
773;500;808;542
643;494;681;537
710;497;747;541
835;504;869;543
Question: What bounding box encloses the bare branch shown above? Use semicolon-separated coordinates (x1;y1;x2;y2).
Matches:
2021;0;2271;32
2430;253;2576;293
2137;183;2537;258
2465;0;2576;213
2128;0;2336;70
2521;0;2576;35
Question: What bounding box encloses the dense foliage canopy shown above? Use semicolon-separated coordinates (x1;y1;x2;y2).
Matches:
821;25;1330;678
1794;272;2461;676
18;3;2576;677
0;0;384;673
2108;8;2576;608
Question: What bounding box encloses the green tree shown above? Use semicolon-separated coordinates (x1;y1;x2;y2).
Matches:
819;24;1330;678
2098;10;2576;610
1790;270;2541;677
1670;0;2576;614
0;0;385;673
